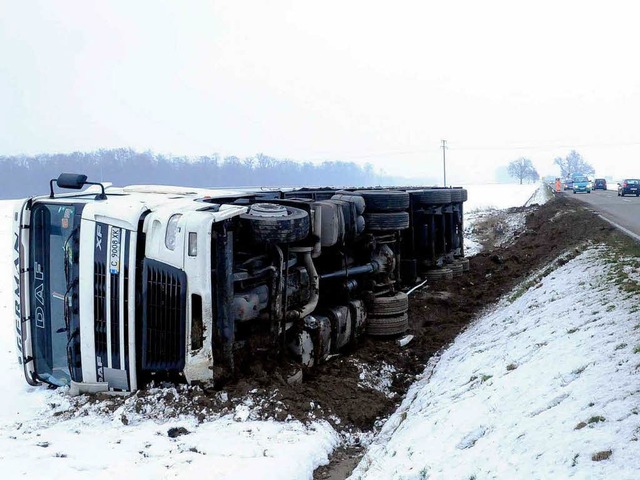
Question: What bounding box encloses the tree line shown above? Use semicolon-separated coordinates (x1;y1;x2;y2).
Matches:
0;149;399;199
506;150;595;184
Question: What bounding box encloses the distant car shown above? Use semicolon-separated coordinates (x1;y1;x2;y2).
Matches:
593;178;607;190
572;176;591;194
618;179;640;197
563;178;573;190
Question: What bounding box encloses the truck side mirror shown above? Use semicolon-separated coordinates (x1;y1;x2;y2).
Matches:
50;173;107;200
56;173;88;189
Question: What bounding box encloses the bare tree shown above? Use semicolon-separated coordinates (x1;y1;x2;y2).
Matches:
507;157;540;184
553;150;594;178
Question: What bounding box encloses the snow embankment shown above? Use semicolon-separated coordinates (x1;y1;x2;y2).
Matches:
350;247;640;479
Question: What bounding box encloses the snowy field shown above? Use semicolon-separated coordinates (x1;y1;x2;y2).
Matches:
462;183;545;212
1;183;639;479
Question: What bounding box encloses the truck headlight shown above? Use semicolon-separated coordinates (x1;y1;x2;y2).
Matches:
165;214;182;250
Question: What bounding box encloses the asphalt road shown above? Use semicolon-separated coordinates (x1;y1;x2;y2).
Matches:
561;187;640;241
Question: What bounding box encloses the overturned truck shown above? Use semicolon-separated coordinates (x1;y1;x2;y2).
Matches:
13;174;468;393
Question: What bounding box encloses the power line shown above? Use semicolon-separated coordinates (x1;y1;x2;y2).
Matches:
288;140;640;164
449;141;640;151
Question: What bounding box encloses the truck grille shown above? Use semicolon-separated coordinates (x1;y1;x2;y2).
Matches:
141;259;187;371
94;261;108;360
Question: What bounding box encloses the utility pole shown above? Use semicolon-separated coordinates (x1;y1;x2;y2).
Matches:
441;139;447;187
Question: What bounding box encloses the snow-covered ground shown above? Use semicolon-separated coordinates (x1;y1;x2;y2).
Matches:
463;183;545;212
350;246;640;479
462;183;549;257
2;183;638;479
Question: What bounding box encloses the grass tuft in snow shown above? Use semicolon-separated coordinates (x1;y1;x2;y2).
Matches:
508;247;586;304
587;415;606;424
602;236;640;297
592;450;613;462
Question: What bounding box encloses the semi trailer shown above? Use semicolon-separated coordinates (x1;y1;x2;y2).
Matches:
13;174;467;394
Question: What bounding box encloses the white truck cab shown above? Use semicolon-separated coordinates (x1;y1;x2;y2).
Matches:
14;176;250;392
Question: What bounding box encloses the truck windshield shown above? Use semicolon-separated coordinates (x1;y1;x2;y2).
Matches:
29;203;80;386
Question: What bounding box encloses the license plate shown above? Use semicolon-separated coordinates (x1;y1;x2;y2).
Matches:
110;228;121;274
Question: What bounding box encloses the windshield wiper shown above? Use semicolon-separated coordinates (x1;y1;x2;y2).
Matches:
58;278;78;334
63;225;80;285
62;225;80;377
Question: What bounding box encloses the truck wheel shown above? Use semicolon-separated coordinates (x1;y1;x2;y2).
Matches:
424;267;454;281
411;189;452;205
449;189;467;203
448;262;464;276
453;257;470;272
367;313;409;336
353;190;410;212
240;203;309;244
364;211;410;231
368;292;409;316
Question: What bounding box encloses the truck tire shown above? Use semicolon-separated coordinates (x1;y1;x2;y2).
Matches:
240;203;309;244
364;211;410;231
448;262;464;276
424;267;454;281
353;190;410;212
368;292;409;316
416;189;452;205
449;189;467;203
453;257;470;272
367;313;409;336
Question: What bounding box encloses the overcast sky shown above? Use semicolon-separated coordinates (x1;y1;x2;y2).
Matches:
1;1;640;183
